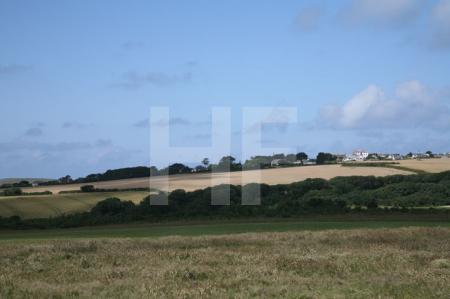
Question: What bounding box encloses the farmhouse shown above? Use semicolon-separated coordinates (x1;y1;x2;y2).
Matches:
344;149;369;162
353;150;369;161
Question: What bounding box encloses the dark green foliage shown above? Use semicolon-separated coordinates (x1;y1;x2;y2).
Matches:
316;152;337;164
2;188;23;196
91;198;135;216
213;156;242;172
166;163;192;175
296;152;308;164
0;181;31;189
37;165;189;186
80;185;95;192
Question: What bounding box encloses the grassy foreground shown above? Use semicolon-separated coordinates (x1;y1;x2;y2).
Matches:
0;227;449;298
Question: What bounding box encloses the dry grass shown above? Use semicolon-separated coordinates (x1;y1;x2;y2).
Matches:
0;227;449;298
23;164;413;194
397;157;450;173
0;191;149;219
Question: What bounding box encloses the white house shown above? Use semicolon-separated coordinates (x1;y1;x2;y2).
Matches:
352;149;369;161
387;154;402;160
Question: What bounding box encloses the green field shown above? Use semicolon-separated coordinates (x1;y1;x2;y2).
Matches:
0;191;149;219
1;219;450;241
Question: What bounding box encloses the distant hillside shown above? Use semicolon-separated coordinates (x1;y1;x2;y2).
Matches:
0;178;52;185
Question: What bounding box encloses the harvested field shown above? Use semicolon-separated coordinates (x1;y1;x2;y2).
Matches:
0;191;149;219
397;157;450;173
1;227;449;298
22;164;413;194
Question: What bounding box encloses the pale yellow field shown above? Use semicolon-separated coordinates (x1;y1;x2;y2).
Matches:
22;164;414;194
0;192;149;219
397;157;450;173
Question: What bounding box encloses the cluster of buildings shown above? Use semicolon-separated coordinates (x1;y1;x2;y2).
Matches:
342;150;449;162
268;149;449;168
342;150;369;162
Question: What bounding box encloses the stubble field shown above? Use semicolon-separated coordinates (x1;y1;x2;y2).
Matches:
0;191;149;219
397;157;450;173
23;164;415;194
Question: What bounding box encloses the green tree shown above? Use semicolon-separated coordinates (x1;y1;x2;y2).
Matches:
80;185;95;192
216;156;240;171
296;152;308;165
202;158;210;168
316;152;336;165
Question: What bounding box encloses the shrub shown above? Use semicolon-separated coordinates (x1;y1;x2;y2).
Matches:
2;188;23;196
80;185;95;192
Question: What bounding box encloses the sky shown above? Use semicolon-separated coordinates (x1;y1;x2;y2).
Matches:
1;0;450;179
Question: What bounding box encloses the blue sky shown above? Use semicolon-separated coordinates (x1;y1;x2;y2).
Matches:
1;0;450;178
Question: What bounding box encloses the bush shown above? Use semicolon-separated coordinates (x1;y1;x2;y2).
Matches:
2;188;23;196
80;185;95;192
91;198;135;216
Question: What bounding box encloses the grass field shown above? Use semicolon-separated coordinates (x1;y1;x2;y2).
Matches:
1;225;449;298
1;219;450;241
0;191;149;219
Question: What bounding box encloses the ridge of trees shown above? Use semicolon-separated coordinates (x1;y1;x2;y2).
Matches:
32;152;319;187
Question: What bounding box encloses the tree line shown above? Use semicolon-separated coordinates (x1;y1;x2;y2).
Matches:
24;151;340;188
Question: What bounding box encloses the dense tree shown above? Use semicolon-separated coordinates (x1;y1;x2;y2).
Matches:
316;152;337;165
296;152;308;165
91;197;135;216
2;188;23;196
215;156;242;171
202;158;210;168
80;185;95;192
59;175;73;184
167;163;192;175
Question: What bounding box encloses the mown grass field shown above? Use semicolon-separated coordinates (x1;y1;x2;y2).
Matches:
1;219;450;241
0;191;149;219
1;226;449;298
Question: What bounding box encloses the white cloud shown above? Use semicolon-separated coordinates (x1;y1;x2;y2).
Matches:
319;80;450;130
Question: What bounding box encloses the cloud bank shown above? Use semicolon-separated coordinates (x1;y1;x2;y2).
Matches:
319;80;450;130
